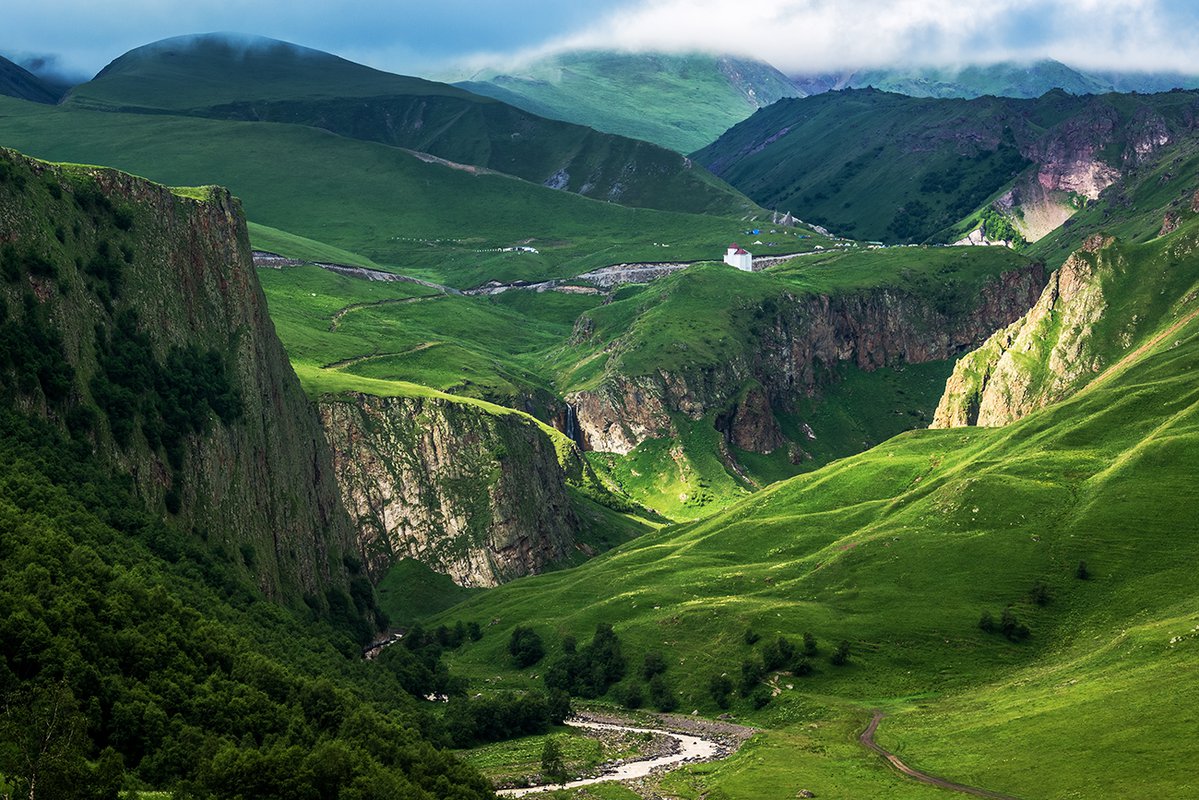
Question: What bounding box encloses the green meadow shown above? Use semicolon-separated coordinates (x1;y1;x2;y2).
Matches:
426;221;1199;798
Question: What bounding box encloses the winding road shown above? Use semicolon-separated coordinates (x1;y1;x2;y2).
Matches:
859;711;1022;800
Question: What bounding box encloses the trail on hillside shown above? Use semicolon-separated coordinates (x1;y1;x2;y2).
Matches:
859;711;1022;800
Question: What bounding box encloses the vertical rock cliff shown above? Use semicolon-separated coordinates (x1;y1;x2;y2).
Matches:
568;264;1047;455
932;236;1111;428
318;392;586;587
0;148;358;604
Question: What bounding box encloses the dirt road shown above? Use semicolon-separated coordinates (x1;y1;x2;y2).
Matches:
859;711;1022;800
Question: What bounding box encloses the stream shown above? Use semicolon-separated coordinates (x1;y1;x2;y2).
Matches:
495;717;724;797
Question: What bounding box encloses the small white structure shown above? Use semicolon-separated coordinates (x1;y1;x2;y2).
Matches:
723;244;753;271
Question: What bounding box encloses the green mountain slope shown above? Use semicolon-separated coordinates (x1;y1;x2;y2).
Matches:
0;53;63;103
64;34;754;217
792;58;1199;99
694;87;1199;244
432;213;1199;798
457;50;802;154
0;94;786;288
0;147;495;798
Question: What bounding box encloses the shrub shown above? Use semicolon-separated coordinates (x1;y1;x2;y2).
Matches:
507;627;545;668
749;685;772;710
743;627;761;646
802;632;818;657
541;739;567;784
616;681;644;710
1000;607;1030;641
979;611;996;633
830;640;851;666
1029;581;1050;606
739;658;764;697
648;674;677;712
762;636;796;671
642;650;667;680
1076;560;1090;580
708;674;733;709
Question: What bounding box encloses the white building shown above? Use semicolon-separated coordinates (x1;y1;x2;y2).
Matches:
723;244;753;271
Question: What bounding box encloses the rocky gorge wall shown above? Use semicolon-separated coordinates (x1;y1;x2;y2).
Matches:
0;148;358;604
567;264;1048;455
931;235;1115;428
319;392;585;588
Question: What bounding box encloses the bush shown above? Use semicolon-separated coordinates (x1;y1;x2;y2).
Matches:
708;674;733;709
789;656;813;677
762;636;796;671
748;686;772;710
541;739;567;785
648;674;677;712
616;681;644;710
507;627;545;668
802;632;818;657
1000;607;1030;642
979;611;996;633
830;640;851;666
642;650;667;680
1076;560;1090;580
743;628;761;646
739;658;764;697
1029;581;1050;606
542;623;625;698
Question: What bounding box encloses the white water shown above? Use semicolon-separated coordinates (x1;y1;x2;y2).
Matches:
495;718;720;797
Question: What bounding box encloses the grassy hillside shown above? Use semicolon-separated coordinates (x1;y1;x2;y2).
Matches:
0;94;806;288
255;242;1031;521
64;34;755;217
0;54;63;103
793;59;1199;99
694;87;1199;244
458;50;802;154
429;219;1199;798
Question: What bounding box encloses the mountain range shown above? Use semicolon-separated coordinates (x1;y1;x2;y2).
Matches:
1;28;1197;800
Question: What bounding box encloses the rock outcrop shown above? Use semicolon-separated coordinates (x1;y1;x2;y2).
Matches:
570;265;1047;454
0;148;358;604
932;236;1112;428
320;393;582;587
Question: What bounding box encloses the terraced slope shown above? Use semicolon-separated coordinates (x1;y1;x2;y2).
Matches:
64;34;755;216
458;50;802;154
431;208;1199;798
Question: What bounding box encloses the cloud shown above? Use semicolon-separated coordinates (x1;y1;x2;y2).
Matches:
3;0;1196;80
536;0;1199;73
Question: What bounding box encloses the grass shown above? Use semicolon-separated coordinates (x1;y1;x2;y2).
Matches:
0;95;823;288
426;223;1199;797
695;88;1199;244
63;34;757;218
375;558;486;627
457;50;799;154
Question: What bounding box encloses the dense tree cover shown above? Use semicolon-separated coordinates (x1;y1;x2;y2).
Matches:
443;690;571;748
543;624;626;698
0;410;494;799
507;627;545;669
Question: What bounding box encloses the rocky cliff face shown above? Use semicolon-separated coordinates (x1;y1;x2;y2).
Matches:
569;265;1046;455
932;236;1112;428
0;148;358;604
319;393;582;588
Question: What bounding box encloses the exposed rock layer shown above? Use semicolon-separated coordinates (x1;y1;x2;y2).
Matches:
319;393;581;587
932;236;1113;428
570;265;1047;454
0;148;357;602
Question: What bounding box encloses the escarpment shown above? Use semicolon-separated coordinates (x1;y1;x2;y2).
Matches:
932;235;1115;428
319;392;583;588
0;148;359;604
568;264;1047;455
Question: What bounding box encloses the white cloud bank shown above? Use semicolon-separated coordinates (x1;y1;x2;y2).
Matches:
536;0;1199;73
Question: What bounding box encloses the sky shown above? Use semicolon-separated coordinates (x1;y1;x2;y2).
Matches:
4;0;1198;82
